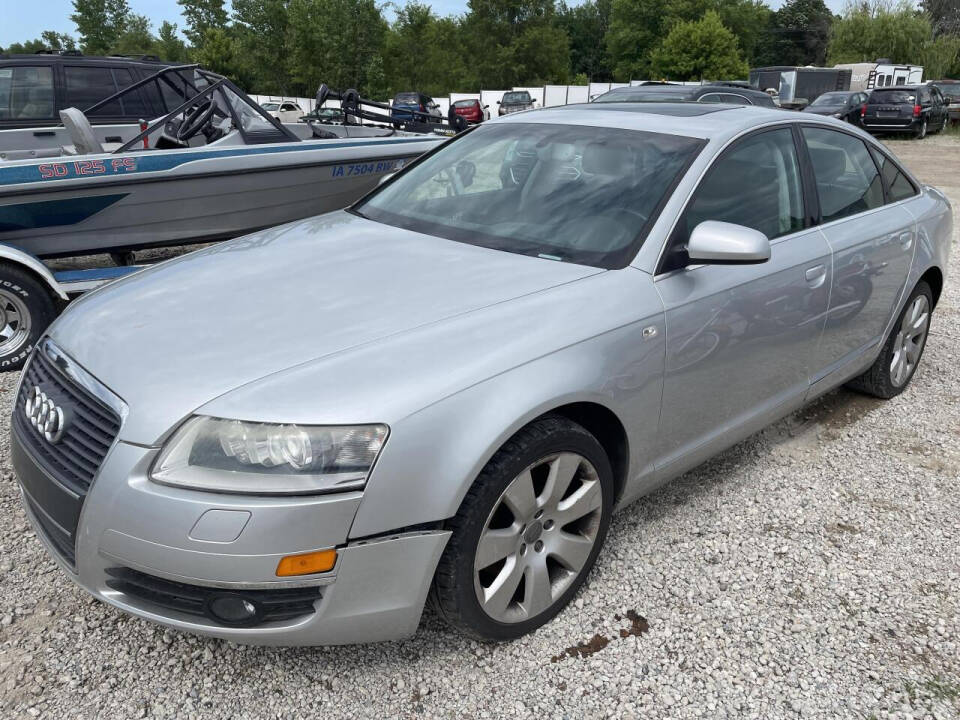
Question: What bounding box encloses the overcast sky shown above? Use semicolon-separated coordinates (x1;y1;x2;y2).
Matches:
1;0;856;48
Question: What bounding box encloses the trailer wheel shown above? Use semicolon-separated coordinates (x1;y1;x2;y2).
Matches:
0;265;57;372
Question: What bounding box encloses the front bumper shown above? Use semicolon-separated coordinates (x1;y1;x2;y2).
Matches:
14;429;450;646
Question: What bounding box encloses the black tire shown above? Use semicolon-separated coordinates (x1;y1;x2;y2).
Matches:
0;264;58;372
433;415;615;641
914;118;928;139
846;281;933;399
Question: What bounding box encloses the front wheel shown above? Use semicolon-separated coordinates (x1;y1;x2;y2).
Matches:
0;265;58;372
433;416;614;641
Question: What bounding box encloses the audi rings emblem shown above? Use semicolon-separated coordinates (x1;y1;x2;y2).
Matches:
24;385;67;444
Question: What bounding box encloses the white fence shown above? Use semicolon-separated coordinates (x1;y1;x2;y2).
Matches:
251;80;705;118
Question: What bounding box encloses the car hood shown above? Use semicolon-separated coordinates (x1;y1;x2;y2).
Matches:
49;212;601;444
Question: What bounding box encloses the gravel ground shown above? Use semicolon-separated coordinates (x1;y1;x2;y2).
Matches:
1;135;958;720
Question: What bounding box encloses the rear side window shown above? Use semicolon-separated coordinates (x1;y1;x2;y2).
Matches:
873;151;918;203
394;93;418;104
64;66;122;116
0;66;55;120
680;128;805;245
112;68;151;118
803;127;884;223
722;93;752;104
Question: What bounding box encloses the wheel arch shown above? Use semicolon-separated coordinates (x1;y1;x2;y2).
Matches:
919;265;943;309
0;245;68;301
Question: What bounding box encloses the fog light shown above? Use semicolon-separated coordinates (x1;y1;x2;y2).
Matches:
207;594;260;624
276;549;337;576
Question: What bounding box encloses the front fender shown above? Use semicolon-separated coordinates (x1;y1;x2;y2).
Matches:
348;308;665;538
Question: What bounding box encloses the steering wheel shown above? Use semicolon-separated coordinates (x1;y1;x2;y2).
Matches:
177;99;217;143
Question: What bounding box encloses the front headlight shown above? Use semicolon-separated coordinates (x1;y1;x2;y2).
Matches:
150;416;388;495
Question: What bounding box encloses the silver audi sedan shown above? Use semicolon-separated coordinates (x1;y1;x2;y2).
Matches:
11;103;951;645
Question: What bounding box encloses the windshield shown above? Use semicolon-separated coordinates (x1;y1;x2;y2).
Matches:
811;93;848;107
594;89;690;103
261;102;280;110
502;92;531;103
933;83;959;99
869;90;916;104
354;123;703;269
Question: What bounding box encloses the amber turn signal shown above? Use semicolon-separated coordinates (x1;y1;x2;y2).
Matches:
276;549;337;576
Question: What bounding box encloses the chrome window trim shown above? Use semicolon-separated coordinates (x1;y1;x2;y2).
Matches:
40;337;128;422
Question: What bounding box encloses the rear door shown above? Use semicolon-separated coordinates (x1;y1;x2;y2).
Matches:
0;63;57;129
800;126;916;391
653;126;832;476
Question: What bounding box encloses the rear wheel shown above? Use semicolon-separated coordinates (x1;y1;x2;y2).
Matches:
846;281;932;399
914;118;928;139
0;265;57;372
433;416;614;641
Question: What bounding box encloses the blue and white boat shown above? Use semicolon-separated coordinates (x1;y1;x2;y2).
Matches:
0;67;444;258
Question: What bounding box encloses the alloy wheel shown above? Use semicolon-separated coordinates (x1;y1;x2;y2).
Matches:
890;294;929;387
473;452;603;624
0;289;31;358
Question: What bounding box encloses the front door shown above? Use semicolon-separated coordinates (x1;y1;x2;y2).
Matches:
653;127;831;477
800;126;916;382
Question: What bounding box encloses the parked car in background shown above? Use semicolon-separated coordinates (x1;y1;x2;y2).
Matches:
391;92;442;125
593;83;777;108
498;90;536;115
0;53;182;130
451;98;489;124
299;106;345;124
861;85;950;138
802;91;869;124
931;79;960;122
12;103;950;646
261;100;304;123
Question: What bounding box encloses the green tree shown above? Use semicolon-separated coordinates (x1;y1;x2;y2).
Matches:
233;0;293;94
156;21;189;62
919;34;960;79
923;0;960;37
557;0;613;80
828;0;930;65
113;13;159;55
756;0;833;67
608;0;767;81
71;0;130;54
178;0;230;45
460;0;570;87
287;0;389;98
2;38;49;54
42;31;79;51
650;10;749;80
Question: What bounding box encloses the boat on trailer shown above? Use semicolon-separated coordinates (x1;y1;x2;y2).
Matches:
0;67;455;369
0;66;445;258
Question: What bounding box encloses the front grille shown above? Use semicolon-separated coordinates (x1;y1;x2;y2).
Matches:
22;492;76;566
14;347;121;496
105;567;322;627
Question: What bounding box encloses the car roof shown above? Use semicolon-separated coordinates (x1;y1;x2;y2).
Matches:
876;85;921;91
495;102;840;142
0;53;170;66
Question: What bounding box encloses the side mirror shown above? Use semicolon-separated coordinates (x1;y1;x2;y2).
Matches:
687;221;770;264
496;100;501;104
483;104;489;109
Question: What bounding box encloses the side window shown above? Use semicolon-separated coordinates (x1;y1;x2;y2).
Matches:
678;128;805;250
698;93;722;103
112;68;150;118
873;150;918;203
803;127;884;223
0;66;55;120
64;66;122;116
723;93;752;105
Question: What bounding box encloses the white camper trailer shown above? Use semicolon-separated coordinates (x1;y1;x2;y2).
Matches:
835;61;924;92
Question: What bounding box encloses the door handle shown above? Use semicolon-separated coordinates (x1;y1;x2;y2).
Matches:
805;264;827;288
899;231;914;250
